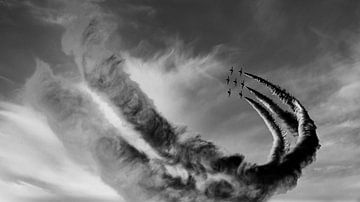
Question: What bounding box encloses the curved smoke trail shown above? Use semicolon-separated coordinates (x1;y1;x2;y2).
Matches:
17;3;319;201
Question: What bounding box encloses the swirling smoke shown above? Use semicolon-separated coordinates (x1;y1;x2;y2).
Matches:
0;1;319;202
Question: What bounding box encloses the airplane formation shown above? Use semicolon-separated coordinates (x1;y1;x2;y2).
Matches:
226;66;245;98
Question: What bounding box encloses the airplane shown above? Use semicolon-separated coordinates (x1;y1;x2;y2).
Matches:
239;91;243;99
226;76;230;85
233;78;238;86
227;88;231;97
229;67;234;75
238;67;243;77
241;80;245;89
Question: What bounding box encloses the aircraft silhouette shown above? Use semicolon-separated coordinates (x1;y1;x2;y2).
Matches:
227;88;231;97
226;76;230;85
239;91;243;99
241;80;245;89
229;67;234;75
233;78;238;86
239;68;243;76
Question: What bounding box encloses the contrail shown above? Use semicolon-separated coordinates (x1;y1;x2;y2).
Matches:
77;83;162;161
0;75;15;85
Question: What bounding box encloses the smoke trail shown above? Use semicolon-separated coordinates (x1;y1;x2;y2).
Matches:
77;83;162;160
21;61;159;201
0;75;15;85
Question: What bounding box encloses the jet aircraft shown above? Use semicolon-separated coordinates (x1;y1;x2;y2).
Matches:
229;67;234;75
233;78;238;86
241;80;245;89
239;68;243;76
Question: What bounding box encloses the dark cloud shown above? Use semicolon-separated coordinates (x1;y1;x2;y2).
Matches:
99;0;360;70
0;0;74;96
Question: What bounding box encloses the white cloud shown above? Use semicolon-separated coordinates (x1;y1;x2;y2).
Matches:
0;102;122;202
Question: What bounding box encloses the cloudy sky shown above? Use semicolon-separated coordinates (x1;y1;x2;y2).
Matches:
0;0;360;201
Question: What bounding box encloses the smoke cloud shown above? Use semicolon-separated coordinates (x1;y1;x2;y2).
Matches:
10;1;319;200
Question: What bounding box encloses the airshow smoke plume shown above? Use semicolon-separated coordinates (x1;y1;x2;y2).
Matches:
18;7;320;201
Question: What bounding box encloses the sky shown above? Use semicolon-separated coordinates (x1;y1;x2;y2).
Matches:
0;0;360;201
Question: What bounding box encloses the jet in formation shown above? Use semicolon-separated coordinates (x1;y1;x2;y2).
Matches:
233;78;238;86
239;91;243;99
238;67;243;77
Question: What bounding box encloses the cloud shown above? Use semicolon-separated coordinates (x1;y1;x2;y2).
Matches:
0;0;75;96
0;102;122;202
98;0;360;70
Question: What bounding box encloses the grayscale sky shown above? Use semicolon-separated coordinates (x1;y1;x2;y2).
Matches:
0;0;360;201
